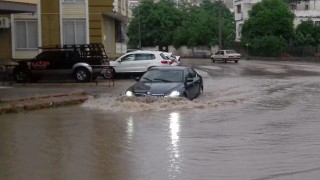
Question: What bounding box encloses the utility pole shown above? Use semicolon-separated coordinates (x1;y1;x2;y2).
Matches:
218;0;222;50
138;5;141;50
130;3;142;50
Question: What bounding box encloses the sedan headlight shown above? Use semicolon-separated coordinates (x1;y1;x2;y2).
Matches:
167;91;180;97
125;90;133;97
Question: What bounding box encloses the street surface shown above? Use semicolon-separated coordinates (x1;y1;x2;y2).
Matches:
1;59;320;180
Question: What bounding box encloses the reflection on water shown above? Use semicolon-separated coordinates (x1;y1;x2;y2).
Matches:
126;116;134;143
168;112;181;179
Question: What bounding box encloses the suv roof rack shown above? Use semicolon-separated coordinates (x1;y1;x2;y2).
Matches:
39;43;108;59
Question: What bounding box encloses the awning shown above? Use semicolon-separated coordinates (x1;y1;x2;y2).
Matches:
0;1;36;14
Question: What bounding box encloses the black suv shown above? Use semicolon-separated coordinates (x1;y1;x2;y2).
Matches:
12;43;109;83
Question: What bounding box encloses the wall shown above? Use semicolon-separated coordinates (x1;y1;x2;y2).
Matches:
0;15;12;61
62;3;86;18
89;0;113;44
40;0;60;47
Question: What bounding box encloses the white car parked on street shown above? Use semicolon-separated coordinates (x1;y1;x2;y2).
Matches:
108;50;171;77
163;52;181;66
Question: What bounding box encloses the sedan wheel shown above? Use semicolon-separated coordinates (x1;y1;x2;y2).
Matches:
211;58;215;63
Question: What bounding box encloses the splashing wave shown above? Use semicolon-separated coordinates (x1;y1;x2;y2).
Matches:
81;93;247;113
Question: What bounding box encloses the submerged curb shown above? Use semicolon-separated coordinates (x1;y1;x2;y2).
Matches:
0;92;89;114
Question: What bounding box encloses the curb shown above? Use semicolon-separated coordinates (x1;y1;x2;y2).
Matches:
0;92;89;114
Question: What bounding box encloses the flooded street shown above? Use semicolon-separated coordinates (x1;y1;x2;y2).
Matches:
1;59;320;180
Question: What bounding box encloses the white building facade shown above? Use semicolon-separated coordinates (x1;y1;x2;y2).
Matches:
234;0;320;42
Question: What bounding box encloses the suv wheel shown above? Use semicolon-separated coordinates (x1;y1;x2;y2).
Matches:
13;68;28;83
74;67;91;82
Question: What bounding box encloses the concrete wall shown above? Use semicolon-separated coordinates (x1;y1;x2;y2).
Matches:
294;10;320;27
142;45;217;58
294;0;320;11
234;0;262;42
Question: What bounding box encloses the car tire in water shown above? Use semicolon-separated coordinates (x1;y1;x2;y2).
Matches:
235;60;238;63
211;58;215;63
224;58;227;63
74;67;91;82
13;68;28;83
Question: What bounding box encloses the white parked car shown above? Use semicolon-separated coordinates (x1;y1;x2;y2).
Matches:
210;50;241;63
108;50;171;77
163;52;181;66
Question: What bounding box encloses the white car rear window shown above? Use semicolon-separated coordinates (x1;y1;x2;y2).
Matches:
160;53;170;60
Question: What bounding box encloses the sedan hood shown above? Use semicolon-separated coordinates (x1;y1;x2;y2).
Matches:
130;82;184;95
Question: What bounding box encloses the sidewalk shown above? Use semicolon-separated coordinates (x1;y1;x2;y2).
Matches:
0;79;118;114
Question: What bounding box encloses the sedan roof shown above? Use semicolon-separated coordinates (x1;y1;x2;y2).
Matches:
149;66;189;71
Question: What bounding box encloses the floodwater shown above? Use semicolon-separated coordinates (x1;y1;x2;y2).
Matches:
1;59;320;180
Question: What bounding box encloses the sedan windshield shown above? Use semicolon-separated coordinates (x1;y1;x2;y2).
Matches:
140;69;183;82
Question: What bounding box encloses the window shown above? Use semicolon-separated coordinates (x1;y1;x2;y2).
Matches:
187;68;196;78
160;53;168;60
315;21;320;26
121;54;135;61
121;0;126;12
115;20;123;42
305;4;309;10
290;4;297;10
135;54;155;60
238;23;242;37
63;19;86;44
236;5;241;13
15;20;38;49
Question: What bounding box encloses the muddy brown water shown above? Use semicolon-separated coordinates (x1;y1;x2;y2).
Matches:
1;60;320;180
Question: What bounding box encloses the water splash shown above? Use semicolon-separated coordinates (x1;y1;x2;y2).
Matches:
82;92;248;113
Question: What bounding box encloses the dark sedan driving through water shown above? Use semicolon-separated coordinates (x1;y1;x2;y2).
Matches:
125;66;203;100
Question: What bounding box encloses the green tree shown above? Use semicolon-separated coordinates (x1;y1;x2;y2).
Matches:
294;19;320;47
127;0;182;49
128;0;235;49
241;0;295;56
173;0;235;48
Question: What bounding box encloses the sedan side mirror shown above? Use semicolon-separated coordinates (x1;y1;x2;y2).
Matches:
186;78;193;82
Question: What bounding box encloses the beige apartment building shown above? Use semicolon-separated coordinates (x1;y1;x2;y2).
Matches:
0;0;130;62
